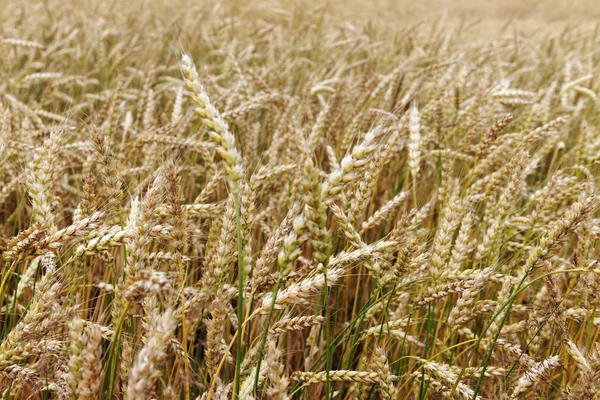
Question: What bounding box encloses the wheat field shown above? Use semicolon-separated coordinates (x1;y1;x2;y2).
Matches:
1;0;600;399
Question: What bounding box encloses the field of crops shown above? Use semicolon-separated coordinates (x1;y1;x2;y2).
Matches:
1;0;600;399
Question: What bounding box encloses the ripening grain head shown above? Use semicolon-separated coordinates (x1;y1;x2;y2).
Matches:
1;0;600;399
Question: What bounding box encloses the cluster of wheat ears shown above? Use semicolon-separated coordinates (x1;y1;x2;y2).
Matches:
2;1;600;399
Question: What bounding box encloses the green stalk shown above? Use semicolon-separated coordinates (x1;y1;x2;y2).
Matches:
103;301;130;399
178;257;191;400
323;268;332;399
233;183;244;399
412;176;418;208
470;274;527;399
418;304;434;400
253;274;283;395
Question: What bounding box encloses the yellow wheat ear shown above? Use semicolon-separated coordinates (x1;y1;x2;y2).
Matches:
1;2;600;399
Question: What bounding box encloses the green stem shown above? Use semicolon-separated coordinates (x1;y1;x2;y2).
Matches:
253;275;283;395
470;274;527;399
104;301;130;399
324;267;332;399
233;183;244;399
418;304;434;400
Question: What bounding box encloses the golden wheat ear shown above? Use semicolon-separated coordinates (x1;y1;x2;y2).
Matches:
2;2;600;399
